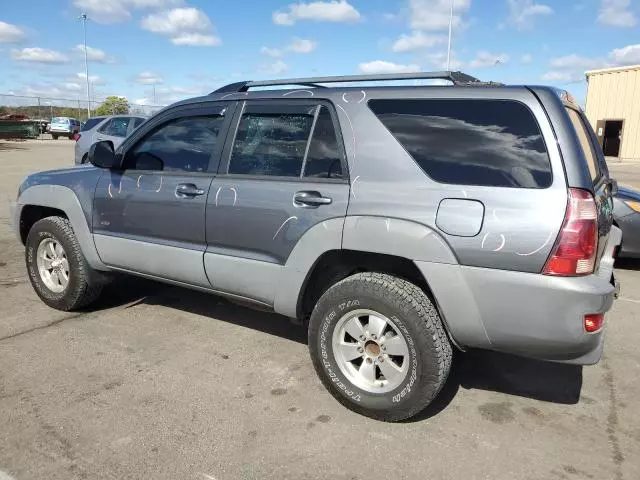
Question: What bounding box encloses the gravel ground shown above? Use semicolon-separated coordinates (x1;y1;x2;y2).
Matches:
1;140;639;480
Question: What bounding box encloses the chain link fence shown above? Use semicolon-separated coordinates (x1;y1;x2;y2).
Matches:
1;93;166;139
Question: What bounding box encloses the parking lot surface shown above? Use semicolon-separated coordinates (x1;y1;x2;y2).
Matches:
1;140;639;480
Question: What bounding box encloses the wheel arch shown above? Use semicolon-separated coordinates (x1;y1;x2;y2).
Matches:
16;185;107;270
295;249;463;350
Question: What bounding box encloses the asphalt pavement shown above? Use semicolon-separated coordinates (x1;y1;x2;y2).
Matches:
1;140;639;480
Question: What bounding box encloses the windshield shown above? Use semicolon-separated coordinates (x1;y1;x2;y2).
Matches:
51;117;69;124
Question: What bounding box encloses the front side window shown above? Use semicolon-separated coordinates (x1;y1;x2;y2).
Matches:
124;115;224;172
101;117;130;137
369;99;552;188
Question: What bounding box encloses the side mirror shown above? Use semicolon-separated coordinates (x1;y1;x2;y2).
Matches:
88;140;118;169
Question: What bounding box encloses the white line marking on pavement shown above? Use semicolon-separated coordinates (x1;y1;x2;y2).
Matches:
618;296;640;304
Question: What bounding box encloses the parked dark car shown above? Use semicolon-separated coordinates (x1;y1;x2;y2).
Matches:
614;185;640;258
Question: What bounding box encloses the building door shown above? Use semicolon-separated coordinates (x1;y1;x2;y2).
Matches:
597;119;624;158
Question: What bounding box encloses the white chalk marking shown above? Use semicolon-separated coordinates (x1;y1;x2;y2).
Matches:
273;216;298;240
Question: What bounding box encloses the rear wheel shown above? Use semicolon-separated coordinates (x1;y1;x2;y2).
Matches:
25;216;103;311
308;272;452;421
52;134;58;140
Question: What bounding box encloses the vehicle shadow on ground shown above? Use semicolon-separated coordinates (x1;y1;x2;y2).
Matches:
411;349;583;422
91;277;583;420
92;277;307;344
614;258;640;271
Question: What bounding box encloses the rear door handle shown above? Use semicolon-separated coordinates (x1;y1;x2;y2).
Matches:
175;183;205;198
293;191;332;207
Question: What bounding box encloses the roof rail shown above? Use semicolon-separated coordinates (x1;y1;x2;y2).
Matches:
211;71;482;94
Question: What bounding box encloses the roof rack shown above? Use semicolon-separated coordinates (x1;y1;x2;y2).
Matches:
211;71;482;94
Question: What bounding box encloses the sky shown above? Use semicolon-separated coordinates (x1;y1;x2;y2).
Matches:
0;0;639;108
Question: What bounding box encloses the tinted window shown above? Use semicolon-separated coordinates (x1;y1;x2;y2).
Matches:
132;117;145;129
228;104;315;177
303;106;343;179
81;117;104;131
124;115;223;172
369;99;552;188
99;117;130;137
566;108;600;182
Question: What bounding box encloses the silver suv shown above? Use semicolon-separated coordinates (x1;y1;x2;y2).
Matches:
12;72;621;421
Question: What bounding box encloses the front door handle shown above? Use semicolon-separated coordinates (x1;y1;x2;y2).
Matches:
293;191;332;207
175;183;205;198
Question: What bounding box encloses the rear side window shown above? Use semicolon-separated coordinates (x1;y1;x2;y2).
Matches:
303;106;344;179
228;103;344;179
369;99;552;188
229;104;315;177
566;108;600;182
81;117;103;131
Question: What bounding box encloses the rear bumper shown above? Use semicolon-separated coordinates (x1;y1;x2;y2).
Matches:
416;227;622;366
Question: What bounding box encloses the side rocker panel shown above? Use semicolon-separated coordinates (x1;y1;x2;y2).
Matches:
16;184;107;270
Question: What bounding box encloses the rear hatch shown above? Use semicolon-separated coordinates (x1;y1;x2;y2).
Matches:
564;106;617;277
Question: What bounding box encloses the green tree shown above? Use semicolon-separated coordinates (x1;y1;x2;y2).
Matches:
94;96;129;116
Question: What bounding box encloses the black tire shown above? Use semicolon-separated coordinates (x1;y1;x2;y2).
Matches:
52;134;58;140
308;272;452;422
25;216;103;311
68;134;74;140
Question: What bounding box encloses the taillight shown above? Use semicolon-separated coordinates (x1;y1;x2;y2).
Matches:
73;133;81;141
584;313;604;333
543;188;598;276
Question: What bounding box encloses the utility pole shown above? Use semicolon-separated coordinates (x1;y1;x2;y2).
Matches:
446;0;454;71
79;13;91;119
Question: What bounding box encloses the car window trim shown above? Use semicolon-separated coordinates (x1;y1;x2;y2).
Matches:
218;99;349;183
117;101;236;174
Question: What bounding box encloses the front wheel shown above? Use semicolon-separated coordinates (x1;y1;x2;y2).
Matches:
308;272;452;421
25;216;103;311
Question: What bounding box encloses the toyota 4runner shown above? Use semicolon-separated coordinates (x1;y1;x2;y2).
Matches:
12;72;621;421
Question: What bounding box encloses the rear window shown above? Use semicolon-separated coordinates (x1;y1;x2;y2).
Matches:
369;99;552;188
81;118;103;131
52;117;69;124
566;108;600;182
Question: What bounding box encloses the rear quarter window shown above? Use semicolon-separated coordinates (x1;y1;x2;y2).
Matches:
566;108;600;182
368;99;552;188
